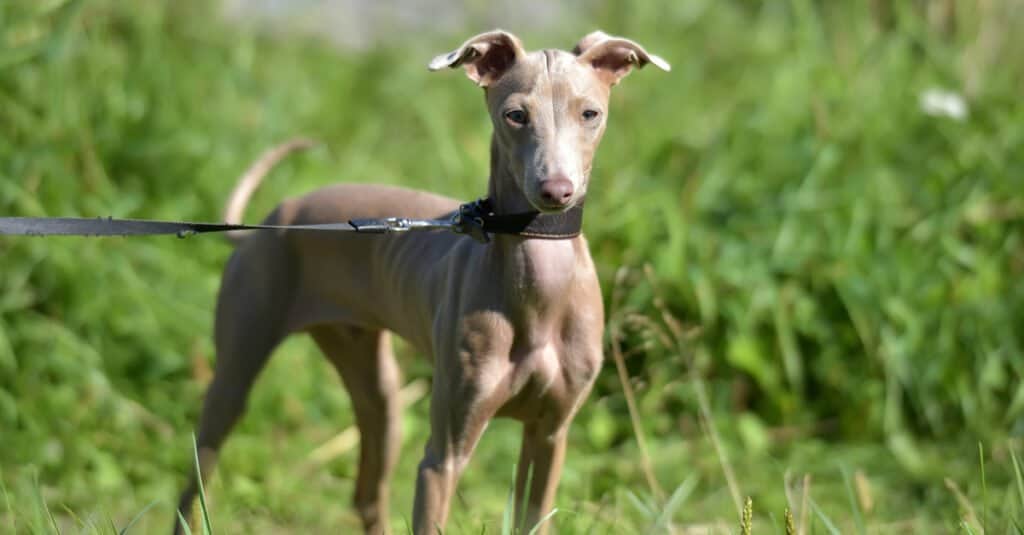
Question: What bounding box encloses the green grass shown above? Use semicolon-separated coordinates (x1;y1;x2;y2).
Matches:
2;0;1024;532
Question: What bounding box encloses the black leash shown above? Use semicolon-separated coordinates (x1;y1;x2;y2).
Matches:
0;198;584;243
0;217;366;238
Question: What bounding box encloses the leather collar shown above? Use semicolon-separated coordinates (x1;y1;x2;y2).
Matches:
455;198;584;241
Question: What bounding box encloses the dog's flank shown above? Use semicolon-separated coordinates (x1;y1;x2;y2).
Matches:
175;30;668;535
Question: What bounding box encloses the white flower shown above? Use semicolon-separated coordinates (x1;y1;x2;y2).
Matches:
919;88;968;121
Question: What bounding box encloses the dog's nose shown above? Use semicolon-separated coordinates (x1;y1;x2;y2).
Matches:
539;176;574;207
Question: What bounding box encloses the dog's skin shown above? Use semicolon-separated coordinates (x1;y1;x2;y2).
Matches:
175;30;668;535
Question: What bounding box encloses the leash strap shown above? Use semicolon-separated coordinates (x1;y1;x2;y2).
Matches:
0;216;366;237
0;199;584;242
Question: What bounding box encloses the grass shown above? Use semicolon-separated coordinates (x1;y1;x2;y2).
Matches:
2;0;1024;532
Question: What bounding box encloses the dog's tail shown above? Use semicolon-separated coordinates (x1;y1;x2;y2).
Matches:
222;138;318;245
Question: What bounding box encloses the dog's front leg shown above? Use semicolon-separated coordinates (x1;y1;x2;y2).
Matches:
412;368;499;534
515;337;603;535
514;421;569;535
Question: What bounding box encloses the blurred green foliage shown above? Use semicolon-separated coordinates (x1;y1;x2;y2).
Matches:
2;0;1024;532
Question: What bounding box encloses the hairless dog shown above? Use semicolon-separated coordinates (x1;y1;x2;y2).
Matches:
175;30;668;534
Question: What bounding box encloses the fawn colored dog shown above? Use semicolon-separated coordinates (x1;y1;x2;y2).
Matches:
176;29;668;534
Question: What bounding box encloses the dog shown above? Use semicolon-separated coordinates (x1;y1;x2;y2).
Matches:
175;29;668;534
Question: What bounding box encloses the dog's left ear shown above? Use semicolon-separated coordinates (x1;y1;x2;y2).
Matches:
574;31;670;86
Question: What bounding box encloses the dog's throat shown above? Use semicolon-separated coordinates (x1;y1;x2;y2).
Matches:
465;198;584;239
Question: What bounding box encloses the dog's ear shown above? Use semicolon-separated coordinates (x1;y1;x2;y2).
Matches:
428;30;525;87
572;31;613;55
574;31;670;86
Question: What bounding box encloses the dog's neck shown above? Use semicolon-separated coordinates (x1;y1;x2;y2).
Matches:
485;135;582;317
487;136;535;216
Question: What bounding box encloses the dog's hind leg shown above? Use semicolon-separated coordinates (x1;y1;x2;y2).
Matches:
174;245;294;534
311;325;402;535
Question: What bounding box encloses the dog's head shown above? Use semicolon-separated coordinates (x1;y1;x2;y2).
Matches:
430;30;669;213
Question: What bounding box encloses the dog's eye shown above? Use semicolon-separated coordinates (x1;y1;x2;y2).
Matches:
504;109;528;125
582;109;600;121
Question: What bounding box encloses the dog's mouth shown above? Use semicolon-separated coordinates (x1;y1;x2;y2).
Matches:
530;198;578;214
526;187;582;214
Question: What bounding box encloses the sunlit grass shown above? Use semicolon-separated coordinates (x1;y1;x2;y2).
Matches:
2;0;1024;533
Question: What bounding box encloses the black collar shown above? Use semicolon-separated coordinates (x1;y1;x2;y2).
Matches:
454;198;584;242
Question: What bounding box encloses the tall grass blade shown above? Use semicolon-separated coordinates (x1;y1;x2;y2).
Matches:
808;498;840;535
526;508;559;535
645;475;698;535
1013;447;1024;511
119;499;160;535
191;434;213;535
945;478;983;533
839;464;864;534
978;442;987;533
1012;446;1024;531
59;503;87;531
693;374;743;517
1;475;15;534
502;464;516;535
624;489;655;520
33;471;60;534
609;319;665;501
518;462;535;534
176;511;194;535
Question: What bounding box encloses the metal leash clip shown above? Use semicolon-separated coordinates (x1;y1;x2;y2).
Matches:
353;201;491;242
348;217;403;233
348;216;455;234
381;218;415;233
451;199;490;243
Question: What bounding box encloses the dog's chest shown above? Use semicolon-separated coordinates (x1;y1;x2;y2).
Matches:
496;307;603;421
451;238;602;421
495;341;565;419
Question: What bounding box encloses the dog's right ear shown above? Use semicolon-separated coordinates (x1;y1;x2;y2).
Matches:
428;30;525;87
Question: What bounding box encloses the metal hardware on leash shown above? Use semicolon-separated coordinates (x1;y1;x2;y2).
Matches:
351;200;492;243
451;199;491;243
346;198;493;243
348;216;455;234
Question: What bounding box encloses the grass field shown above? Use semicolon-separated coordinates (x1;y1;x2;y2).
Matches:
2;0;1024;533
